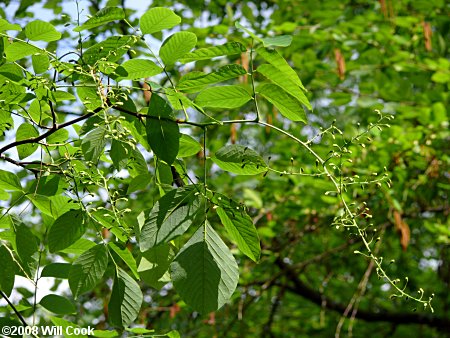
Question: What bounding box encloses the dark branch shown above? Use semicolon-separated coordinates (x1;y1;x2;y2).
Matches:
0;290;29;327
0;112;95;156
274;257;449;331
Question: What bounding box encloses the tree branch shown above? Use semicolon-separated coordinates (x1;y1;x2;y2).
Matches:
0;112;95;156
274;257;449;331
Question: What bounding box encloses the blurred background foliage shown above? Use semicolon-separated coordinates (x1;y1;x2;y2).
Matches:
0;0;448;337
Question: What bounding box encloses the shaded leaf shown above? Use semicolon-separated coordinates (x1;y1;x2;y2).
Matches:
108;268;143;328
41;263;71;279
108;242;139;279
81;127;107;163
40;294;76;314
0;244;15;296
139;186;202;252
214;194;260;262
138;243;174;289
48;209;88;253
212;144;267;175
146;94;180;165
69;244;109;299
170;222;239;313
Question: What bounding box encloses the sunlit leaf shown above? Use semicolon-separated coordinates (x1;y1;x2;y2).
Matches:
25;20;61;42
180;42;246;63
74;7;125;32
160;32;197;68
257;47;306;91
195;85;252;108
257;64;311;109
16;123;39;159
257;83;307;122
177;64;247;92
140;7;181;35
115;59;162;81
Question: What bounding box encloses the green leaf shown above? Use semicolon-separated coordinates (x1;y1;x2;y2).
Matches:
15;224;38;277
81;127;107;163
170;222;239;313
212;144;267;175
48;209;88;253
0;63;24;82
257;83;307;122
25;20;61;42
257;47;306;91
41;263;71;278
92;329;119;338
5;41;41;61
195;85;252;108
179;42;246;63
52;91;76;102
27;194;76;219
177;65;247;92
32;53;50;74
0;18;22;31
140;7;181;35
178;134;202;157
0;169;22;191
50;317;88;338
214;194;260;262
160;32;197;68
16;123;39;159
262;35;293;47
127;173;151;194
257;64;311;109
69;244;109;299
139;186;202;252
110;139;129;170
115;59;162;81
77;85;103;111
46;128;69;144
108;242;139;280
146;94;180;165
61;238;96;255
82;35;137;65
108;268;143;328
40;294;76;314
138;243;174;290
0;244;15;296
74;7;125;32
